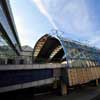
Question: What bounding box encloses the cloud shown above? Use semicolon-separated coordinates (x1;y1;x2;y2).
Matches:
13;15;35;47
32;0;58;29
32;0;93;37
89;37;100;45
13;16;26;44
11;0;100;48
88;31;100;47
55;0;92;35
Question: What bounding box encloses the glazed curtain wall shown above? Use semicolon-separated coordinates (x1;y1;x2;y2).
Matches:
33;34;100;67
0;32;16;64
61;38;100;67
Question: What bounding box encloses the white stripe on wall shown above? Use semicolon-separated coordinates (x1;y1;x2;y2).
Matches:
0;78;56;93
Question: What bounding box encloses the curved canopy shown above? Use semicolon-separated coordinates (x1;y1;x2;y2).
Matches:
32;34;100;67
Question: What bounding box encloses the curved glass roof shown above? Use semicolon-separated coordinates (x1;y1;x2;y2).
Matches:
32;34;100;67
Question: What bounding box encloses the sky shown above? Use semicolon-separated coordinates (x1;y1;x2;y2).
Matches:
10;0;100;48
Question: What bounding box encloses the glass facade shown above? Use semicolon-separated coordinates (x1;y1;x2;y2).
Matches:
0;32;16;56
60;37;100;67
33;34;100;68
0;0;21;64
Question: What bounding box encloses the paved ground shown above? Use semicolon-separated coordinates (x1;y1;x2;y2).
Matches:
92;95;100;100
0;86;100;100
34;86;100;100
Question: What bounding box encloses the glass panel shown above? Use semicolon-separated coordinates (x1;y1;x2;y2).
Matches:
60;39;100;68
0;33;16;59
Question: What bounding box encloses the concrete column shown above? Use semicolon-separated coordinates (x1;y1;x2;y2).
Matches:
5;58;8;64
53;80;57;89
14;58;18;64
61;81;68;95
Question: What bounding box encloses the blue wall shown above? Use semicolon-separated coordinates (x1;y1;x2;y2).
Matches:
0;69;53;87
